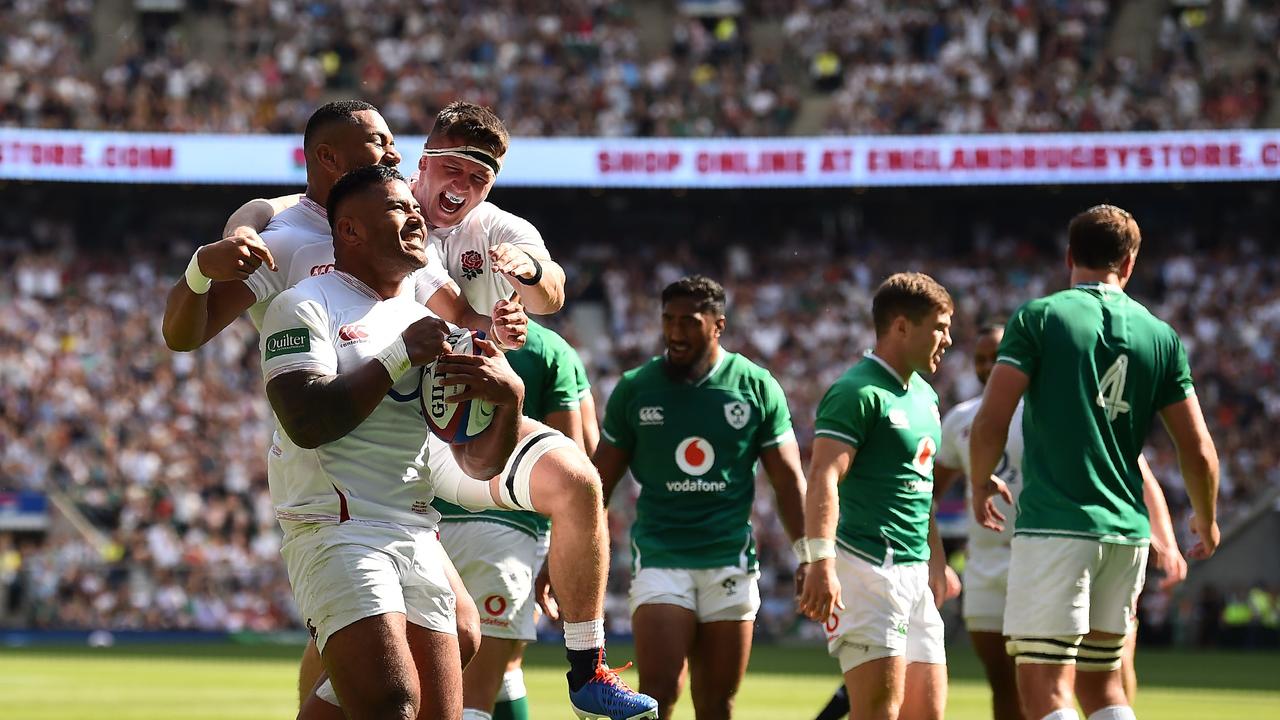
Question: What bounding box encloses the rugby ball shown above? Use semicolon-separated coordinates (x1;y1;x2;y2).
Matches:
422;328;496;444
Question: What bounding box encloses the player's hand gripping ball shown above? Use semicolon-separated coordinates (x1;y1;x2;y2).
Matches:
421;328;496;443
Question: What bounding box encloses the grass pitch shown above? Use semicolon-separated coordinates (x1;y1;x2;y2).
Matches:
2;641;1277;719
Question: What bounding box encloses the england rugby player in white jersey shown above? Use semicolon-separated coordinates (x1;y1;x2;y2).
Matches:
165;100;656;720
260;163;526;720
162;101;509;708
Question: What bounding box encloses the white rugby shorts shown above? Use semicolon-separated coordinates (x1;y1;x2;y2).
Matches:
1003;535;1148;639
962;545;1012;634
281;521;456;653
440;520;545;641
824;550;946;672
629;565;760;623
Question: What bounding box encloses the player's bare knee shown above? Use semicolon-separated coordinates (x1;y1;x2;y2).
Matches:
536;450;602;517
356;679;419;720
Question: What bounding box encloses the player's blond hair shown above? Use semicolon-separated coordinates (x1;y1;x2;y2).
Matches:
872;272;953;336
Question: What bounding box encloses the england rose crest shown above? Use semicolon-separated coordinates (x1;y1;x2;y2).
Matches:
460;250;484;280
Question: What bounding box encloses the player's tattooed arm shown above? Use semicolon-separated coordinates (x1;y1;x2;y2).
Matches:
489;243;566;314
266;363;399;449
592;441;633;505
266;316;453;449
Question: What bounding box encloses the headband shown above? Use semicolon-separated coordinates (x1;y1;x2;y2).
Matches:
421;145;502;176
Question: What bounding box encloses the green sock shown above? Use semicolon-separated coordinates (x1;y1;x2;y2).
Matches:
492;697;529;720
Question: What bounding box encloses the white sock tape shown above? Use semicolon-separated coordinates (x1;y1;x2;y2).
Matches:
184;250;212;294
808;538;837;561
375;336;412;382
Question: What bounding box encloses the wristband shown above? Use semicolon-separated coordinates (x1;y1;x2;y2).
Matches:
185;250;213;294
375;336;412;382
793;538;812;565
516;254;543;286
808;538;837;562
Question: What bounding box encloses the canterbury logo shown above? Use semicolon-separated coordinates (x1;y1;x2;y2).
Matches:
338;324;368;343
639;407;664;425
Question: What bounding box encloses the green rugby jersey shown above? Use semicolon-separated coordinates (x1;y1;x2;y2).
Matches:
434;320;586;537
601;351;793;571
997;283;1195;544
815;354;941;566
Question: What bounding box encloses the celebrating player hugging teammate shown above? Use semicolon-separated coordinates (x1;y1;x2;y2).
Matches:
260;164;525;719
164;99;656;720
594;275;808;720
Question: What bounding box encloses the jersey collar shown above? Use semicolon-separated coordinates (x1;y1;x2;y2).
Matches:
299;194;328;220
692;348;726;386
1073;281;1125;295
334;270;388;301
866;351;910;389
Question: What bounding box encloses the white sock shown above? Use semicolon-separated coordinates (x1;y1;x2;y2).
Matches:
563;618;605;651
496;668;527;702
1040;711;1080;720
1088;706;1136;720
462;709;492;720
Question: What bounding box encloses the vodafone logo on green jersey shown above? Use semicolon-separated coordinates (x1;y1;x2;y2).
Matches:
675;436;715;476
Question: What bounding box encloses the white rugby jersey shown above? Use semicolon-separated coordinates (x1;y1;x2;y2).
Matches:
260;270;442;531
427;201;547;315
937;396;1025;551
244;195;453;329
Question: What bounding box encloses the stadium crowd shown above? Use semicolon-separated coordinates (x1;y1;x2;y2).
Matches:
2;0;1275;136
1;211;1276;644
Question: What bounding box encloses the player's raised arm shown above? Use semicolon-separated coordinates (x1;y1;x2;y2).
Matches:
1159;395;1220;559
223;194;300;237
797;436;851;622
489;242;566;314
162;244;266;351
162;195;299;351
970;363;1023;531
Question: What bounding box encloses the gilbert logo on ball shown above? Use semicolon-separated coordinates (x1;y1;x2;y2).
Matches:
422;328;496;443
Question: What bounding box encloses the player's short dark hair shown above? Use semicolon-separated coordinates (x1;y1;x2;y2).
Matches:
872;272;953;336
326;164;406;231
978;320;1006;338
304;100;378;153
1068;204;1142;272
661;275;726;317
428;101;510;159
